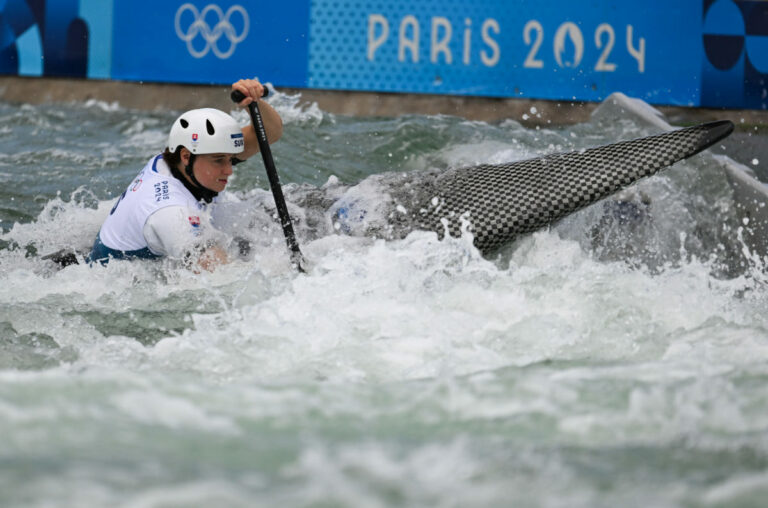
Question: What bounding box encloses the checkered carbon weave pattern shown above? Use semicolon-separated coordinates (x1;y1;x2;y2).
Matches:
414;122;730;253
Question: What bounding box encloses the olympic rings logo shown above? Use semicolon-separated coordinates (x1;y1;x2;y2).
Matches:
174;3;249;59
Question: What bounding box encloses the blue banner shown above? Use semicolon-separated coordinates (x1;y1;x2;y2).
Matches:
702;0;768;109
0;0;765;110
110;1;309;86
309;0;703;105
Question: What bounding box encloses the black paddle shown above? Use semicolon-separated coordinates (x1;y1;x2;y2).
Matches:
231;88;306;272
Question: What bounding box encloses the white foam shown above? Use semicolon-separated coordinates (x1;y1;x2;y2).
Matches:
2;94;768;508
702;471;768;505
229;85;330;127
83;99;122;112
111;389;239;433
592;92;672;130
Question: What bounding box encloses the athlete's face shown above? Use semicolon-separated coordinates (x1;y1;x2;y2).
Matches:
192;153;234;192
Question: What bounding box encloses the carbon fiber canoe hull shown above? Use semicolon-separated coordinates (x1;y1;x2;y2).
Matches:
414;121;734;253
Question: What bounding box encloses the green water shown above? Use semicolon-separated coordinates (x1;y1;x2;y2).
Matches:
0;93;767;507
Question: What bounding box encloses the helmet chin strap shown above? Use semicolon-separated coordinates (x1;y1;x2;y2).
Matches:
184;157;204;188
172;155;219;204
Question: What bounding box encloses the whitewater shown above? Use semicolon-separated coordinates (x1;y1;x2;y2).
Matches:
1;91;767;507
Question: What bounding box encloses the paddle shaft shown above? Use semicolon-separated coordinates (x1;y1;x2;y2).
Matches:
231;89;305;272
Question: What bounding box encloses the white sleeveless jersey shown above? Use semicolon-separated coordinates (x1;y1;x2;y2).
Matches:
98;155;212;259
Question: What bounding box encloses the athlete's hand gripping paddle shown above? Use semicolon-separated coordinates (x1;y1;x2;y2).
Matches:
231;88;306;273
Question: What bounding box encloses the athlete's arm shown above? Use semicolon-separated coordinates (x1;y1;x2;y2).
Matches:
231;78;283;161
143;206;228;272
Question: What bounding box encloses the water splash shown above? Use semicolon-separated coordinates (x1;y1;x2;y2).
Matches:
1;94;767;508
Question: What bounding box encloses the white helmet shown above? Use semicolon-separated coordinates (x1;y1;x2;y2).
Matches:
167;108;244;155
